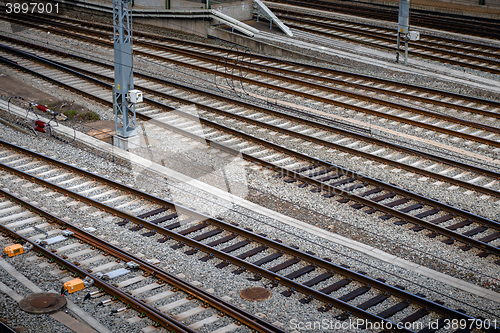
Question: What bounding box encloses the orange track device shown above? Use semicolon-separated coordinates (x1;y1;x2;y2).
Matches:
4;244;24;257
63;279;85;293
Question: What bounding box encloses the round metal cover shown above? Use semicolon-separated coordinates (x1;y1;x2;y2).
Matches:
30;296;58;308
19;293;66;314
240;287;271;301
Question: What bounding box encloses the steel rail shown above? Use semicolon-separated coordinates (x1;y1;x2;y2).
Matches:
3;39;500;194
0;188;280;333
3;34;499;183
273;10;500;63
1;44;500;231
5;13;500;133
5;15;500;149
130;38;500;135
149;39;500;119
139;103;500;239
0;144;488;332
4;11;500;114
0;161;414;333
269;6;500;59
266;0;500;39
278;15;500;76
5;21;500;152
0;224;194;333
10;0;500;39
4;46;500;259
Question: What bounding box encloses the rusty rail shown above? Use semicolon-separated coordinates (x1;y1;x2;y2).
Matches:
0;143;491;332
2;44;500;258
0;189;282;333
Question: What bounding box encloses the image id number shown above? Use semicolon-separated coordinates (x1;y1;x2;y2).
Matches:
6;2;59;14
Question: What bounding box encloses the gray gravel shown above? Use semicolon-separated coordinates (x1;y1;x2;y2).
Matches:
0;121;497;333
0;9;500;332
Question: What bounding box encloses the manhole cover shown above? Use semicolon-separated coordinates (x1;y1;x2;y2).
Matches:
30;296;58;308
19;293;66;314
240;287;272;301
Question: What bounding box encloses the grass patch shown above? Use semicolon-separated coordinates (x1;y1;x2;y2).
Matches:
38;100;100;122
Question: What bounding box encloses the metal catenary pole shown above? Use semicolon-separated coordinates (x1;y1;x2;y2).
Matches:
397;0;410;64
113;0;137;138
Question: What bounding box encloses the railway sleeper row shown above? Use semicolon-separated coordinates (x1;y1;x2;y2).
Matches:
3;12;500;132
0;147;491;333
2;39;500;199
0;47;499;260
35;10;500;114
0;189;285;332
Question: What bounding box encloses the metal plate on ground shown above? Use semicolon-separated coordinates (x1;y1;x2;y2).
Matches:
20;292;66;314
30;296;58;308
240;287;271;301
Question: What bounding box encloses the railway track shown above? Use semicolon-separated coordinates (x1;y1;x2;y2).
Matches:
264;6;500;75
0;193;279;333
2;37;500;189
2;13;500;143
1;42;500;265
5;31;500;171
0;140;497;332
16;11;500;111
265;0;500;40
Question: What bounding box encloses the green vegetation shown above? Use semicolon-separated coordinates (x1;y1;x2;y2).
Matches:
63;109;100;122
38;100;101;122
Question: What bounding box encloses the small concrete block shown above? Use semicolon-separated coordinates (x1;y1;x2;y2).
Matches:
148;258;160;265
50;268;67;276
115;276;145;288
90;261;119;273
126;316;144;324
463;190;475;195
188;314;219;330
142;325;158;333
418;177;429;181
